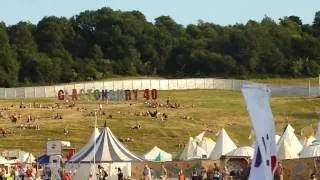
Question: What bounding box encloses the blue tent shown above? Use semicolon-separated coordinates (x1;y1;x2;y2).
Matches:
36;155;50;164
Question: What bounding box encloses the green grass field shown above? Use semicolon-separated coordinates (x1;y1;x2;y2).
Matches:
0;90;319;158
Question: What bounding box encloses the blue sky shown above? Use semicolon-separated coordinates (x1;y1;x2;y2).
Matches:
1;0;319;26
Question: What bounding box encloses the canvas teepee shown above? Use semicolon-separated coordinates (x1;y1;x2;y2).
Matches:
199;137;216;155
142;146;172;162
209;129;237;160
179;137;196;160
277;124;302;156
277;141;299;160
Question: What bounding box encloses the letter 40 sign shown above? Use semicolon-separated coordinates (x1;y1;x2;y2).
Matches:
57;89;158;101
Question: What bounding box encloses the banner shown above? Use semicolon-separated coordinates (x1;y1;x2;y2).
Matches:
242;84;277;180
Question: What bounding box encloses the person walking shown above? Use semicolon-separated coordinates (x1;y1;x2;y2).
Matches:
178;169;185;180
160;164;167;180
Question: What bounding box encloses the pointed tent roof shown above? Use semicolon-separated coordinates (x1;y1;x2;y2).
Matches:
277;124;302;156
192;145;208;159
199;137;216;155
300;144;320;158
226;146;254;158
142;146;172;162
275;135;280;145
277;141;299;160
68;125;142;163
194;131;206;143
209;128;237;160
179;137;196;160
69;128;100;161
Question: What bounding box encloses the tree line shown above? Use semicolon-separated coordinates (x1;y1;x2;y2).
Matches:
0;7;320;87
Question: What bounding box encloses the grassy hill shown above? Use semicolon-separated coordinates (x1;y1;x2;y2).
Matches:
0;90;319;158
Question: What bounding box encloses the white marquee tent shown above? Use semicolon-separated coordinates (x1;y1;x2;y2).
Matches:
300;144;320;158
300;136;317;147
199;137;216;155
275;135;281;145
209;128;237;160
142;146;172;162
277;124;302;157
1;149;35;163
226;146;254;158
66;123;142;180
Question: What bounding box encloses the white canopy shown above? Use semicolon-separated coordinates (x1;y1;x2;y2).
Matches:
199;137;216;155
0;155;9;164
300;136;317;147
179;137;196;160
300;144;320;158
1;149;35;163
19;152;35;164
142;146;172;162
277;124;302;156
209;128;237;160
226;146;254;158
277;141;299;160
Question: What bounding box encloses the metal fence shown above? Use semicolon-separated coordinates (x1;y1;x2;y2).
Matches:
0;78;318;99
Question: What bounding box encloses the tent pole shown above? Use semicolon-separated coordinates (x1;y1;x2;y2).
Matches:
93;112;97;180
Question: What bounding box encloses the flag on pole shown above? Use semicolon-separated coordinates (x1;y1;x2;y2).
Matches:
242;84;277;180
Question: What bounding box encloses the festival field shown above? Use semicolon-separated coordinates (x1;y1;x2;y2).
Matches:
0;90;318;158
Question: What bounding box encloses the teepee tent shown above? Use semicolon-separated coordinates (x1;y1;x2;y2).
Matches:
179;137;196;160
142;146;172;162
192;146;208;159
209;129;237;160
275;135;280;144
226;146;254;158
277;124;302;156
300;144;320;158
194;131;206;143
277;141;299;160
199;137;216;155
66;123;142;180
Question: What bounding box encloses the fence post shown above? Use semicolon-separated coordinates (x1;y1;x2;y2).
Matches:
34;87;36;98
308;80;311;97
132;80;133;90
318;74;320;96
113;81;115;90
4;88;6;99
213;79;215;89
44;87;46;98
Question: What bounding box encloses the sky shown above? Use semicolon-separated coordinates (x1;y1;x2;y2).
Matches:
0;0;319;26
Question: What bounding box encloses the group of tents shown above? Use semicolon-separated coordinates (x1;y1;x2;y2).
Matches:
0;149;35;165
2;122;320;180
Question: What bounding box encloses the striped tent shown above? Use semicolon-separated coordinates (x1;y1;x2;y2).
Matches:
66;123;142;180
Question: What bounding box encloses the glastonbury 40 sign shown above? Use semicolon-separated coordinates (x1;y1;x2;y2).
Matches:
57;88;158;101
